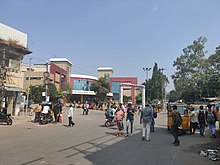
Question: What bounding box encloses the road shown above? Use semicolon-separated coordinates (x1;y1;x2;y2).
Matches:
0;107;219;165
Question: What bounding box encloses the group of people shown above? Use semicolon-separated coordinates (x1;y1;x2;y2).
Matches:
188;104;218;138
170;104;218;147
106;102;157;140
34;101;63;124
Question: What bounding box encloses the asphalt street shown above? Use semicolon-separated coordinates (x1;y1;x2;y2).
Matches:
0;107;219;165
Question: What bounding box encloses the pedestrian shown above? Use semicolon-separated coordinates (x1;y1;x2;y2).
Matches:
125;103;135;137
115;106;125;136
206;104;217;138
150;105;157;132
68;104;75;127
34;103;42;122
56;103;61;122
197;105;205;137
83;101;89;115
53;102;59;124
189;107;198;135
170;105;181;146
140;103;153;141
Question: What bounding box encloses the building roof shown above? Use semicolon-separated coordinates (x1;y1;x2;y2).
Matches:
0;23;28;48
49;58;72;65
71;74;98;80
97;67;113;71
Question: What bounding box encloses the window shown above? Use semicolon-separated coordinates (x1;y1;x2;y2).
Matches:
74;80;92;91
26;77;43;80
112;82;120;93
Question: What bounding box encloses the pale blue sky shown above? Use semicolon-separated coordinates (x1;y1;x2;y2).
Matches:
1;0;220;91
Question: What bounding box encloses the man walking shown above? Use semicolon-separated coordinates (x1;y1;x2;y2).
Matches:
189;107;198;135
206;104;217;138
68;104;75;127
140;103;153;141
170;105;181;146
198;106;205;137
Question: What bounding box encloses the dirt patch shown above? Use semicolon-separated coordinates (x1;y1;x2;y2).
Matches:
183;131;220;154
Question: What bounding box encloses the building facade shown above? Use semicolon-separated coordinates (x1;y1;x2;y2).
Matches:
110;77;138;104
21;62;69;91
70;74;98;103
97;67;113;81
0;23;31;115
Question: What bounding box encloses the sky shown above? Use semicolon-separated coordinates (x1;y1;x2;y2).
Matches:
1;0;220;91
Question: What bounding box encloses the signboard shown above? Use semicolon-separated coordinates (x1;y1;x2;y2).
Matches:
72;90;96;95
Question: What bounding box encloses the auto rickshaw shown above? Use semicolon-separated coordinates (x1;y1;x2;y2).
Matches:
167;102;190;133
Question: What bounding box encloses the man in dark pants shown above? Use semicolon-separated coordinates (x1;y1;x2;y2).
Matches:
53;102;59;124
170;105;180;146
125;103;135;137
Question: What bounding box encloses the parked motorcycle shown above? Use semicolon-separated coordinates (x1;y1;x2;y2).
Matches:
105;114;115;127
0;108;13;125
39;111;53;125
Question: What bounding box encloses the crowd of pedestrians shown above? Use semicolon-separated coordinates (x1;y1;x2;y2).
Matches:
32;100;218;148
105;102;157;141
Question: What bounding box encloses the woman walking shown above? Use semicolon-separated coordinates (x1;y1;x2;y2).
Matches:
115;107;125;136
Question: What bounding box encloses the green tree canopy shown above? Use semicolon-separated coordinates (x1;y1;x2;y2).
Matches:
91;77;110;102
171;36;220;102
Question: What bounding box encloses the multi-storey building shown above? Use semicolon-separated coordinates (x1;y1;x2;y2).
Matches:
110;77;138;104
70;74;98;103
0;23;31;115
97;67;113;81
21;58;72;102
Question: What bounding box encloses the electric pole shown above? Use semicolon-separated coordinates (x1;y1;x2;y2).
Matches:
159;68;165;110
25;58;32;116
143;67;151;102
0;48;7;109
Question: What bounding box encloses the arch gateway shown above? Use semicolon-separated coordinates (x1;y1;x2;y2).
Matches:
119;83;145;108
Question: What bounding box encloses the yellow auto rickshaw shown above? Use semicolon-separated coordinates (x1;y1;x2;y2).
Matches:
167;102;190;133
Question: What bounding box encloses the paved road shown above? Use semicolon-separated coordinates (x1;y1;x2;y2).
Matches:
0;107;219;165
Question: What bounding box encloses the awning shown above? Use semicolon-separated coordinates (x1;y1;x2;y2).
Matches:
5;86;24;92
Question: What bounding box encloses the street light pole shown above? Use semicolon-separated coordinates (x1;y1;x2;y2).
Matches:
45;61;49;102
143;67;151;102
0;48;6;109
159;68;165;111
25;58;32;116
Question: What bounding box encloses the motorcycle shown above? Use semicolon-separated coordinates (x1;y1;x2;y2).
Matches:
105;114;115;127
39;111;53;125
0;109;13;125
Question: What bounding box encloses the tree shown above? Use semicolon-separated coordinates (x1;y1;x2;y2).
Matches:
29;83;59;103
206;45;220;97
135;89;142;105
172;36;208;102
166;90;180;102
146;63;168;103
47;83;58;102
91;77;110;102
59;82;72;102
29;85;44;103
148;63;160;100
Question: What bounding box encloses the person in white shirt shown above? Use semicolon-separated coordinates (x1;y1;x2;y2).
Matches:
68;104;75;127
189;107;198;135
42;104;50;114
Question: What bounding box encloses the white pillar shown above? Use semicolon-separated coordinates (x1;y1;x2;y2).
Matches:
120;85;123;104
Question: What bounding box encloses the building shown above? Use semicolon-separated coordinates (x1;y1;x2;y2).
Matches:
0;23;31;115
110;77;138;104
70;74;98;103
49;58;72;84
21;58;71;103
97;67;113;81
